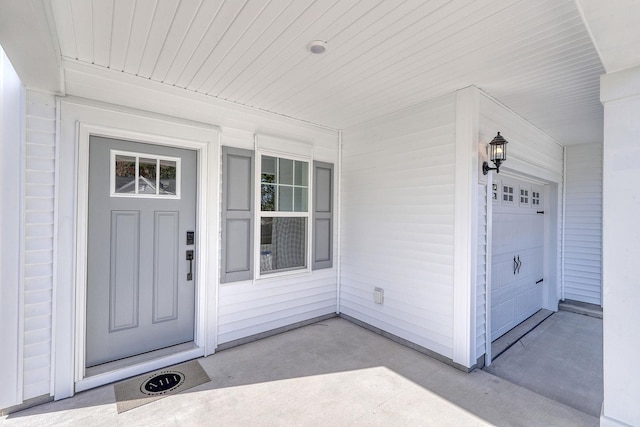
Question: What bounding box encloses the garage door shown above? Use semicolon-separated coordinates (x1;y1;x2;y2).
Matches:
491;177;545;341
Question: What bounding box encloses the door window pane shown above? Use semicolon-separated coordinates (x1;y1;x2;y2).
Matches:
159;159;177;195
138;158;157;194
115;155;136;194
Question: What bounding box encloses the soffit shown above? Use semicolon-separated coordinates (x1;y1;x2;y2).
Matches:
41;0;605;144
575;0;640;74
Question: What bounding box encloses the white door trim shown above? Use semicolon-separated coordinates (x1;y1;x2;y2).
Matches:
70;117;218;393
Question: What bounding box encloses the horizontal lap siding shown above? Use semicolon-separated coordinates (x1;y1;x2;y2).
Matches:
218;270;337;344
479;96;564;178
341;95;457;359
23;91;56;400
217;131;339;346
564;143;602;305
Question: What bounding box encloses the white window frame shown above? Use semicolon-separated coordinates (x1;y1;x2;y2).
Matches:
254;150;313;280
110;149;181;199
492;180;501;204
519;184;531;207
502;183;516;206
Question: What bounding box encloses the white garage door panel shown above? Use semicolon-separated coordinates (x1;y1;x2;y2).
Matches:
491;178;544;341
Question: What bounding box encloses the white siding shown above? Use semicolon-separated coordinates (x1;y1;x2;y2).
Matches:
341;94;457;359
217;131;339;346
476;184;488;360
563;143;602;305
51;65;339;398
217;270;337;344
475;92;564;360
23;91;56;400
479;94;564;183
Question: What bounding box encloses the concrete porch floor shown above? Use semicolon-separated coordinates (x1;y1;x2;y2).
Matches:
1;317;598;426
484;310;603;417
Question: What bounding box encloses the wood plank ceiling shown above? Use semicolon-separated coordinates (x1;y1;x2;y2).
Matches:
49;0;604;145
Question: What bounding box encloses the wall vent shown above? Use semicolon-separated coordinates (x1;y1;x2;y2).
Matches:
374;288;384;304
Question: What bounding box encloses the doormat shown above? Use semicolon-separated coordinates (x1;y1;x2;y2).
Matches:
114;360;210;413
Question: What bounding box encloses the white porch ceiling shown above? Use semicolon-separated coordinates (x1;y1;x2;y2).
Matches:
8;0;607;145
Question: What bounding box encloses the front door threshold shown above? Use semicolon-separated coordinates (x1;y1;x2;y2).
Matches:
76;342;204;393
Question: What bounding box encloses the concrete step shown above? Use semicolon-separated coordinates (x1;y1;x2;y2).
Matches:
559;299;603;319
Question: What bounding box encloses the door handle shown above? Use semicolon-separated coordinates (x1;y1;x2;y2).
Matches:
186;250;194;281
513;256;522;275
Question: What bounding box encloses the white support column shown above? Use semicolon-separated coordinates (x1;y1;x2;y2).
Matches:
452;86;480;368
600;64;640;427
0;47;25;409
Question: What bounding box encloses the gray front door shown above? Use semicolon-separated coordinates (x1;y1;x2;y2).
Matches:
86;136;197;367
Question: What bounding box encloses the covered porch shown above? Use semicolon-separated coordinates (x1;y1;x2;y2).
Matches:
1;316;597;426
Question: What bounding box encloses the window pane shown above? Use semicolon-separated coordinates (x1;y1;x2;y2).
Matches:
262;156;276;175
279;158;293;185
278;186;293;211
159;159;177;195
115;155;136;193
260;217;307;273
294;161;308;186
138;157;157;194
261;184;276;211
294;187;308;212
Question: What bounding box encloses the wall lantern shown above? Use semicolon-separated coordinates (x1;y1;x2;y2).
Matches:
482;132;508;175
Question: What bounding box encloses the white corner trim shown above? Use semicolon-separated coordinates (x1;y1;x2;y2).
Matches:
0;53;26;408
484;172;493;367
453;86;480;368
336;130;342;314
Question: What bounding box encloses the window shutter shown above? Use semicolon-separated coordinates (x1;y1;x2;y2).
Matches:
312;161;334;270
221;147;254;283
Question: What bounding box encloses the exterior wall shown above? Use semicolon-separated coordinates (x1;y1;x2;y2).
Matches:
476;92;564;362
340;94;458;359
216;132;339;346
563;143;602;305
600;64;640;427
23;91;56;400
476;184;488;360
46;64;339;399
0;47;25;409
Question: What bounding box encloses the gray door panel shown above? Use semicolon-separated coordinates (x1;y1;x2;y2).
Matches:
86;136;197;367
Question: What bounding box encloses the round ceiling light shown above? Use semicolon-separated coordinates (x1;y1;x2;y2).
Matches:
307;40;328;54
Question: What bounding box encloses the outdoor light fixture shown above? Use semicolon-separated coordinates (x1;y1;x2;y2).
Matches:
482;132;508;175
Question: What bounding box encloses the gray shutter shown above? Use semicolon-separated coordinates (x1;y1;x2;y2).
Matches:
221;147;254;283
313;161;334;270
